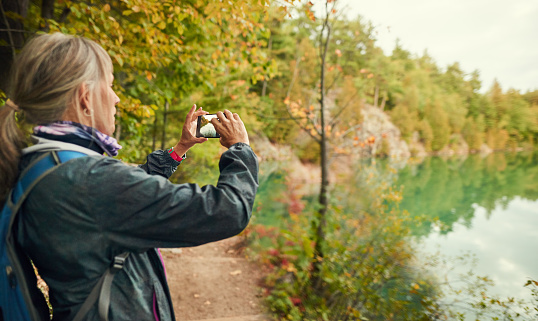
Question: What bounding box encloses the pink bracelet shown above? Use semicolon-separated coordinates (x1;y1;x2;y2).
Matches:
167;147;184;161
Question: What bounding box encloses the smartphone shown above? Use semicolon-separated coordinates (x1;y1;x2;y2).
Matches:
196;114;220;138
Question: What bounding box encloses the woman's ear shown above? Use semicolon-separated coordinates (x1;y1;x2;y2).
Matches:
78;83;91;112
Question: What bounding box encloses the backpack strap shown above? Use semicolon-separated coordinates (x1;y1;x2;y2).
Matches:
8;150;88;213
8;150;130;321
72;252;130;321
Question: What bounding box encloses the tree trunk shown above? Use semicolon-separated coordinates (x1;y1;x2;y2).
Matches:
380;91;387;111
161;101;169;150
0;0;29;93
152;114;158;151
373;84;379;108
312;6;331;291
114;109;122;141
261;36;272;97
41;0;54;19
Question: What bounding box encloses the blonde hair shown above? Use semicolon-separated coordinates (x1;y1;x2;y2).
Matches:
0;33;113;203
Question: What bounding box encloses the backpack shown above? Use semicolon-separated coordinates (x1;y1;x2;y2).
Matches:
1;146;129;321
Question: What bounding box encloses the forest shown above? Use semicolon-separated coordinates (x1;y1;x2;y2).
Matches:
1;0;537;320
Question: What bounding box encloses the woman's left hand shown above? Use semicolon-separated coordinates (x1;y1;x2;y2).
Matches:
173;104;208;156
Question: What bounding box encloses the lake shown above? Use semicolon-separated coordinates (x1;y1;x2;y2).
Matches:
253;151;538;315
391;152;538;315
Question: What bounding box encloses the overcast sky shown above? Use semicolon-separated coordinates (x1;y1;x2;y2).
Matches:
329;0;538;93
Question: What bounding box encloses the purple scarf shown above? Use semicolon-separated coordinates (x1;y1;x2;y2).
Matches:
33;121;122;156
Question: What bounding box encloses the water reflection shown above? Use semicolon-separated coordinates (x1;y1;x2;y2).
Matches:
384;152;538;236
371;151;538;310
420;197;538;300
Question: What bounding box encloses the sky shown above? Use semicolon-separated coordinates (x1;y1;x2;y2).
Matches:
326;0;538;93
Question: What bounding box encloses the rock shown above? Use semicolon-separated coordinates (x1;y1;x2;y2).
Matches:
358;104;410;159
479;143;493;155
434;134;469;156
408;131;428;158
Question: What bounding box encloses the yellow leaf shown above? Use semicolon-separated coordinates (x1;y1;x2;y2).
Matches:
145;71;152;81
103;4;110;12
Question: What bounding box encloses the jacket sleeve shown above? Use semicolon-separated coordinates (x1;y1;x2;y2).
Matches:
85;143;258;250
138;150;183;178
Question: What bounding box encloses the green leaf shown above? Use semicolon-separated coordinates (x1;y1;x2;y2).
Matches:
115;55;124;66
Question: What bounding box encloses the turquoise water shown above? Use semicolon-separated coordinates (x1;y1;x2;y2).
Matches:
253;151;538;309
392;152;538;307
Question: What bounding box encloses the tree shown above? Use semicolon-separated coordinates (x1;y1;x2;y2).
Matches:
269;0;382;290
1;0;276;163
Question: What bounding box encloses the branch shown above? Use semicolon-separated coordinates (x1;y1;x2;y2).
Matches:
285;49;321;143
325;70;342;94
255;112;308;121
329;89;360;127
0;1;16;59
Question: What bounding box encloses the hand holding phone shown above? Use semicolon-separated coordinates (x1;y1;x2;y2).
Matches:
173;104;208;160
210;110;249;148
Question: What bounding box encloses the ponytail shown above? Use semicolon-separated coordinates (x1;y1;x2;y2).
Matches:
0;101;26;204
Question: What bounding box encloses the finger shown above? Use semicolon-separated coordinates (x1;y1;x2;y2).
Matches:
223;109;233;120
193;109;209;119
211;114;224;131
186;104;196;121
232;113;240;120
215;111;225;123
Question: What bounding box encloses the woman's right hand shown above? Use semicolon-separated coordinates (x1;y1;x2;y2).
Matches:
210;110;250;148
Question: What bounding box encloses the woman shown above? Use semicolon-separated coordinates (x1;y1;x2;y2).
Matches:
0;33;258;320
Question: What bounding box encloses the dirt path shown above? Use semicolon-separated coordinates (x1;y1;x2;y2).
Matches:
161;236;270;321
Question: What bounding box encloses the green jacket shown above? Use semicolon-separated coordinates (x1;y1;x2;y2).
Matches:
16;139;259;321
